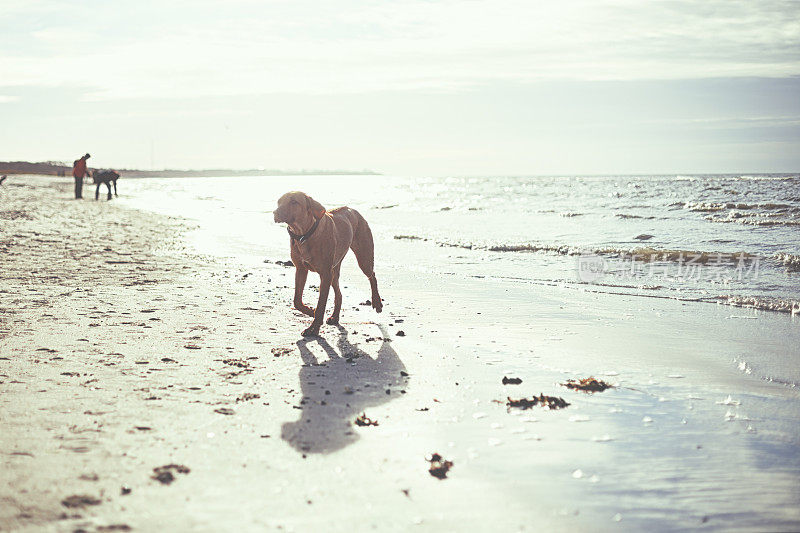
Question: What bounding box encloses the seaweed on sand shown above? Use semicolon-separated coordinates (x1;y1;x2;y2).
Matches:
506;394;570;410
428;453;453;479
354;413;378;427
562;377;613;393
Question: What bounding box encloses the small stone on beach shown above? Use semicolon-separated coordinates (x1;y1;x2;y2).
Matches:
61;494;101;508
151;464;190;485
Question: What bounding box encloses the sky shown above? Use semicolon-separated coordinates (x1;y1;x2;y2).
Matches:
1;0;799;176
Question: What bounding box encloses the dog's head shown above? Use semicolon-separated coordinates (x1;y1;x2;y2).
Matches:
274;191;326;225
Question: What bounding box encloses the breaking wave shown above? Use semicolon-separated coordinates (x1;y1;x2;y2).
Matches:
678;201;799;213
395;234;796;271
774;253;800;271
712;296;800;315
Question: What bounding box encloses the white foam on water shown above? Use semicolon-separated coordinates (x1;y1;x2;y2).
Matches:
717;395;741;406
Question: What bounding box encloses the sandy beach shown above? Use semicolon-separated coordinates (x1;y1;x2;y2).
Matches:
2;175;800;532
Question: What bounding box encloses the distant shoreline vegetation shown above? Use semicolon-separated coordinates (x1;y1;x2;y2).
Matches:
0;161;381;178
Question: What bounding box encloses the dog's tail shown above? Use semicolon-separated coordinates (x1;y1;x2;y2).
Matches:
349;209;382;313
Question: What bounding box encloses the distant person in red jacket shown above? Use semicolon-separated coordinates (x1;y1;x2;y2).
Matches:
72;153;90;199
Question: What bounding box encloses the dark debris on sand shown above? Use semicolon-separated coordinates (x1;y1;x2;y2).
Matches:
222;358;250;368
271;347;294;358
354;413;378;427
428;453;453;479
61;494;101;508
562;377;613;393
236;392;261;403
507;394;570;410
151;464;191;485
502;376;522;385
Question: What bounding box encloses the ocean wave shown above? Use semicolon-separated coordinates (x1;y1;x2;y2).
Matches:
682;201;798;213
712;296;800;315
463;241;758;265
705;215;800;227
593;247;756;264
616;213;656;220
488;243;579;254
774;253;800;271
682;201;729;212
732;175;799;181
401;235;792;272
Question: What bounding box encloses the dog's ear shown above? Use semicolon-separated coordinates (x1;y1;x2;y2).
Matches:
305;195;326;219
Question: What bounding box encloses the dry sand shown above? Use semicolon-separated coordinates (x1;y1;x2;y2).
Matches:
2;176;799;532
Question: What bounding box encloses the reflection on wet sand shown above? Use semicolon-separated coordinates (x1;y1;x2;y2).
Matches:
281;325;409;454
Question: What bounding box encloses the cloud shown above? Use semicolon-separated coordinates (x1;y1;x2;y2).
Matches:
0;0;798;100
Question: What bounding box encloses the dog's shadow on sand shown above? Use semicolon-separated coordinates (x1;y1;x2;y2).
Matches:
281;325;409;454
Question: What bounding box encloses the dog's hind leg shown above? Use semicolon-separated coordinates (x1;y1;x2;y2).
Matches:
113;179;118;197
293;267;315;317
326;264;342;325
105;181;113;200
350;213;382;313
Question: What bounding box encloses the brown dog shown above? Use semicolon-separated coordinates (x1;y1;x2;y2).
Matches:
273;191;382;336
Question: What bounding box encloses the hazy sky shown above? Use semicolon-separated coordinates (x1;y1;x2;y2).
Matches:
1;0;799;175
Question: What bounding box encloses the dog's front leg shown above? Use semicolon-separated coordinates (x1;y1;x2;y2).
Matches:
293;267;315;317
303;272;331;337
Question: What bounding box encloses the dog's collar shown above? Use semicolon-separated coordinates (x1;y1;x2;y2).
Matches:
288;216;321;244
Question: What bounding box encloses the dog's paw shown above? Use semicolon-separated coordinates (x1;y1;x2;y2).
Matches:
373;300;383;313
325;316;339;325
302;326;320;337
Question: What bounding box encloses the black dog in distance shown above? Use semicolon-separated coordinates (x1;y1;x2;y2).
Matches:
93;170;120;200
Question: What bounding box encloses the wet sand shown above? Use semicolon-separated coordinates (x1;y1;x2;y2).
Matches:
2;176;800;532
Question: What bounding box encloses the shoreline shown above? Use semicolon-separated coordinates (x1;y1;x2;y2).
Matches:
2;176;799;531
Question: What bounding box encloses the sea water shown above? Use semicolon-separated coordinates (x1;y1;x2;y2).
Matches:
119;173;800;313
